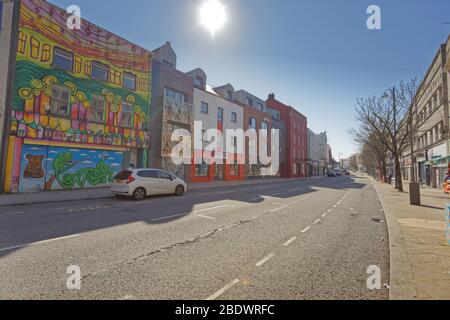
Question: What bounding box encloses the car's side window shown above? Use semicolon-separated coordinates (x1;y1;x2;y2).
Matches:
156;171;171;180
137;171;150;178
148;170;159;179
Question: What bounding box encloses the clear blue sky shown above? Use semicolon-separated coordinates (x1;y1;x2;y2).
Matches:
53;0;450;158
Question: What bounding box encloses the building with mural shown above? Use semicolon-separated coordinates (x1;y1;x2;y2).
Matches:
0;0;19;192
150;42;194;181
3;0;151;193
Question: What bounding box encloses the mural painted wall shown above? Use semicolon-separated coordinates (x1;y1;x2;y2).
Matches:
19;144;123;192
4;0;152;193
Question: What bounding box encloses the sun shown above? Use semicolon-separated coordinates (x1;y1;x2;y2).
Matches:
199;0;227;36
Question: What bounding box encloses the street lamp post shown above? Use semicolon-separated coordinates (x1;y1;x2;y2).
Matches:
409;96;421;206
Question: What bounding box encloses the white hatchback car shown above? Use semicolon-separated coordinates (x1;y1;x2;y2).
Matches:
111;169;187;201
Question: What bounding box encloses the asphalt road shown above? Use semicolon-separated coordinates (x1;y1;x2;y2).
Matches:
0;175;389;300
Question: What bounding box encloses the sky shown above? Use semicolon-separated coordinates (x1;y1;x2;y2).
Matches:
52;0;450;159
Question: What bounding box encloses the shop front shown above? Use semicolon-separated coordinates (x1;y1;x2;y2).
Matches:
427;143;448;188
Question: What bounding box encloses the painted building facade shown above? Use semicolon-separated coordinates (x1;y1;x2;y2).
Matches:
266;93;308;178
0;0;19;192
4;0;151;193
150;42;194;181
234;89;272;178
266;106;286;177
186;70;245;182
308;129;327;176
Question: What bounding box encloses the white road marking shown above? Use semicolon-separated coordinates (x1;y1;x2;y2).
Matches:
256;253;275;267
261;193;281;198
206;279;240;300
192;214;216;220
283;237;297;247
313;219;321;225
151;212;188;222
217;190;233;194
0;234;80;253
322;213;327;218
193;205;229;214
288;187;303;193
333;205;337;208
270;205;289;213
251;197;261;201
1;211;25;217
301;226;311;233
327;209;333;213
151;205;229;222
270;202;298;213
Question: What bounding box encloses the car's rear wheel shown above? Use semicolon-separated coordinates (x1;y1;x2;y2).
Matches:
175;185;185;196
133;187;146;201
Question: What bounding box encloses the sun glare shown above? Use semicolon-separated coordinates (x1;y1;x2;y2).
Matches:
199;0;227;36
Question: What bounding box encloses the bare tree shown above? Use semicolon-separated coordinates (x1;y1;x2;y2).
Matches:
355;84;411;192
351;128;389;182
397;78;420;183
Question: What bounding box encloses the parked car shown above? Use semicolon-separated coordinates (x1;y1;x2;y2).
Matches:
335;171;342;176
327;171;336;177
111;169;187;201
344;171;351;176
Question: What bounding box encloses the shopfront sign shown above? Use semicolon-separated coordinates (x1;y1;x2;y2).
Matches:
427;143;447;161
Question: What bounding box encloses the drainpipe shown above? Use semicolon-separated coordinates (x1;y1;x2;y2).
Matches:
0;0;20;193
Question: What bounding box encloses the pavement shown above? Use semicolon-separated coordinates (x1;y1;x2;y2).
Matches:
373;180;450;300
0;175;390;300
0;177;313;207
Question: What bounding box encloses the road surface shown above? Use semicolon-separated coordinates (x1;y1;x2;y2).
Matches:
0;175;389;300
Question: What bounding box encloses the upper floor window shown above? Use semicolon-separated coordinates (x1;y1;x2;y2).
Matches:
194;76;204;88
201;101;209;114
120;102;133;128
123;72;137;91
52;47;74;72
51;85;71;117
227;90;233;101
261;121;269;131
91;61;109;82
257;102;263;111
231;112;237;123
165;87;185;104
218;107;224;123
249;117;256;130
87;95;105;123
246;97;253;106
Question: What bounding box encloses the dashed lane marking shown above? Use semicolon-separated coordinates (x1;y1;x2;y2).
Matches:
283;237;297;247
206;279;240;300
256;253;275;267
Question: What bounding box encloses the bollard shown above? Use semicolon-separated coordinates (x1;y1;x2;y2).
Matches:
446;205;450;246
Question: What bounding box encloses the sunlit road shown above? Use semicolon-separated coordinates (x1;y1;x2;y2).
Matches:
0;176;389;299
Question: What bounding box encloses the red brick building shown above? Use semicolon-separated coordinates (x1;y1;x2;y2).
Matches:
266;93;308;178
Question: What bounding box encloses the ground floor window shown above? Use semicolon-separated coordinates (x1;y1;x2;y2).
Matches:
215;164;224;180
229;161;240;176
195;163;209;177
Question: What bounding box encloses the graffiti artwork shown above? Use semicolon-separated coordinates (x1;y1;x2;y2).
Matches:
19;144;123;192
5;0;152;193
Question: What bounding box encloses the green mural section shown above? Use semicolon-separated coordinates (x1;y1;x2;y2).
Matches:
13;60;150;112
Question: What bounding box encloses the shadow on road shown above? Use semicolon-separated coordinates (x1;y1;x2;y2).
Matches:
0;176;366;258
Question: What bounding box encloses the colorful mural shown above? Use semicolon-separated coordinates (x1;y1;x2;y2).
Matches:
19;144;123;192
4;0;152;193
